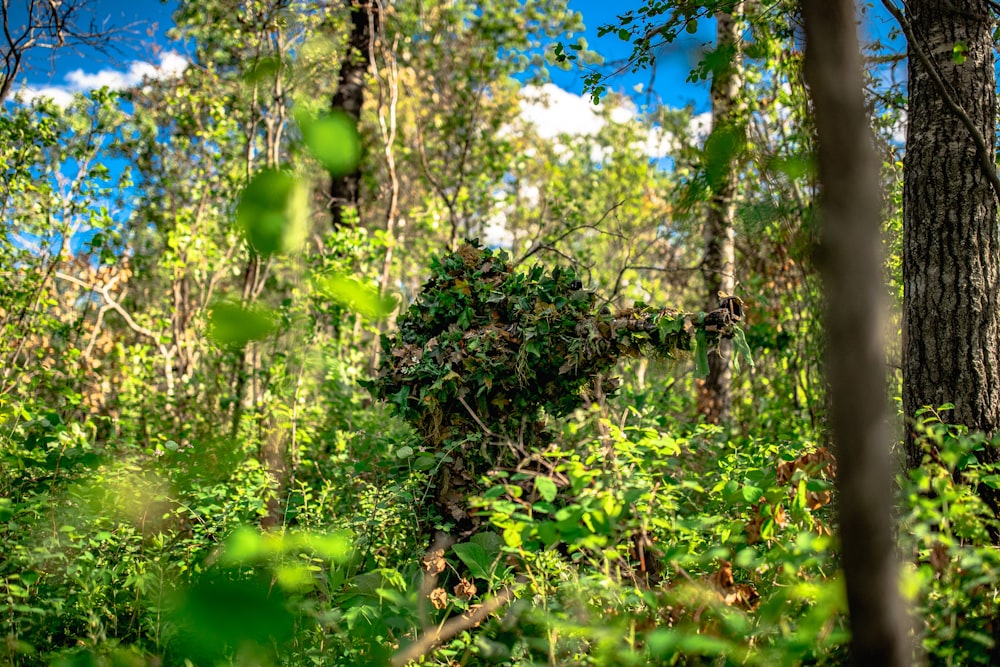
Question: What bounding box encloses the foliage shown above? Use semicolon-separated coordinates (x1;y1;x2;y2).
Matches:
370;240;747;445
0;0;993;665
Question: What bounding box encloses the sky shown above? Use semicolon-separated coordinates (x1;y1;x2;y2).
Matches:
9;0;720;121
8;0;902;147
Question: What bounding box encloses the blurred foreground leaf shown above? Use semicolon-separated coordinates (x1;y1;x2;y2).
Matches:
297;110;361;176
236;168;307;256
208;301;277;348
314;273;397;319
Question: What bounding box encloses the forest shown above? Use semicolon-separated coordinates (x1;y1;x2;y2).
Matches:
2;0;999;664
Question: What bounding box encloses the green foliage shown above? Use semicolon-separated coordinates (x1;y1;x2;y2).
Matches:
369;240;744;448
900;409;1000;665
0;0;982;665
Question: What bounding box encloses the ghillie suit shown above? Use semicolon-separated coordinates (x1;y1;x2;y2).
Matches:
367;240;750;532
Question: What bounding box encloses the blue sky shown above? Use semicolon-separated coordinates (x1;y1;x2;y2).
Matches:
12;0;902;120
13;0;720;111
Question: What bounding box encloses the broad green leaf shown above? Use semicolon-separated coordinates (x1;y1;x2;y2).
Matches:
207;301;276;348
313;273;398;319
535;476;558;502
742;484;764;503
236;168;307;256
452;542;492;580
244;56;281;83
297;110;361;176
171;571;294;658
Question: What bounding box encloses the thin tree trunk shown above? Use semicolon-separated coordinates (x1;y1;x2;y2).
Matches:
899;0;1000;475
801;1;910;664
330;0;380;229
698;3;742;424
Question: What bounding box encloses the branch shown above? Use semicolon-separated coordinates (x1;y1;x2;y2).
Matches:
880;0;1000;203
391;583;518;667
457;395;497;438
55;271;158;341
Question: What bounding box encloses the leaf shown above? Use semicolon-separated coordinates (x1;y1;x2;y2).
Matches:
694;328;710;378
742;485;764;503
244;56;281;83
236;168;308;256
535;476;558;502
313;273;398;319
297;110;361;176
952;41;968;64
732;326;755;371
452;542;492;580
207;301;277;348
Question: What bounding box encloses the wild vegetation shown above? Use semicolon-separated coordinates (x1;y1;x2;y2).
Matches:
2;0;1000;665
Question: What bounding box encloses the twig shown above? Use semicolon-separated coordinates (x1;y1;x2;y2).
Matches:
391;583;519;667
880;0;1000;203
457;395;497;438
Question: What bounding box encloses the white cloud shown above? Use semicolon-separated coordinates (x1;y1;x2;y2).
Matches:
14;51;189;107
15;85;75;107
517;83;711;161
519;83;606;139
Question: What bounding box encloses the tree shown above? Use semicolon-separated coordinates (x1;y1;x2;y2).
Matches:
1;0;124;104
802;0;909;663
892;2;1000;480
329;0;380;229
697;1;743;423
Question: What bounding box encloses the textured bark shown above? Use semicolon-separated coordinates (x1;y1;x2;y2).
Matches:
802;1;910;664
698;4;742;424
329;0;380;229
902;1;1000;472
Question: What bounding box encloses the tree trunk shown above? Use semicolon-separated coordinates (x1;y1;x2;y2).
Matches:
901;1;1000;474
802;1;910;664
698;3;742;424
330;0;380;229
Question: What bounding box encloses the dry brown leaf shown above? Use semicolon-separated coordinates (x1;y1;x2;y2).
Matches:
453;578;477;600
429;587;448;610
423;548;446;575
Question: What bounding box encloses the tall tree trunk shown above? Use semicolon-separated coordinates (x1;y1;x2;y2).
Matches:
698;3;743;424
801;1;910;664
900;1;1000;475
329;0;380;229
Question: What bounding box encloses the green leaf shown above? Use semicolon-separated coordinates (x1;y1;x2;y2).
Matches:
297;110;361;176
742;485;764;503
244;56;281;83
207;301;277;348
236;168;308;256
732;326;755;371
694;328;710;378
222;526;270;564
535;476;558;502
171;571;294;659
952;41;968;64
452;542;492;580
313;274;398;319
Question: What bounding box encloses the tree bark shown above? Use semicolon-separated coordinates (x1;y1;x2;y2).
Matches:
698;3;742;424
329;0;380;229
801;1;910;664
901;0;1000;473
